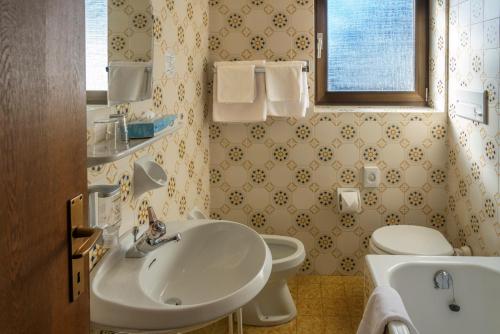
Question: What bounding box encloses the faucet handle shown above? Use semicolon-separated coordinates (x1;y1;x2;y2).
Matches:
146;206;166;239
147;220;166;239
147;206;158;225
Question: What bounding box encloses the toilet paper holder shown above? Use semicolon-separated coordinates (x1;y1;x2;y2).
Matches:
337;188;362;213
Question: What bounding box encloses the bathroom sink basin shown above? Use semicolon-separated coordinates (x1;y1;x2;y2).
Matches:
90;220;272;332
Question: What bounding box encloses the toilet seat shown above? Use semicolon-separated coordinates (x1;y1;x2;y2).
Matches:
368;241;392;255
261;234;305;272
371;225;454;256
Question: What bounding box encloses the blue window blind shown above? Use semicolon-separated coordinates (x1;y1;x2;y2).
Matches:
327;0;415;92
85;0;108;91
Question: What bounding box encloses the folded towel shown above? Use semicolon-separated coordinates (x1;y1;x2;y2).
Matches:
107;61;152;106
212;72;267;123
357;286;419;334
267;71;309;118
215;61;263;103
265;61;304;102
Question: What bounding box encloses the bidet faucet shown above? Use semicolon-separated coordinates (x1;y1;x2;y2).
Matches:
434;270;453;289
126;207;181;258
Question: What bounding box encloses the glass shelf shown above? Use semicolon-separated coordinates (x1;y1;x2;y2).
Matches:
87;120;184;167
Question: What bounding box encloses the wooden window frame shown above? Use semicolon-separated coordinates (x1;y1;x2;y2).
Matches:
315;0;429;106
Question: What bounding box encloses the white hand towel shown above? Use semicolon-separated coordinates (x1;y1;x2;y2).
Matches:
357;286;419;334
267;71;309;118
265;61;304;102
215;61;261;103
108;61;152;106
212;72;267;123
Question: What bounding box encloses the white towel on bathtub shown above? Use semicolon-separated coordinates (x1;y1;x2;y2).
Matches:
357;286;419;334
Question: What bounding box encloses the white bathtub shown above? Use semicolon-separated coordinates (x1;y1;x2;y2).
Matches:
365;255;500;334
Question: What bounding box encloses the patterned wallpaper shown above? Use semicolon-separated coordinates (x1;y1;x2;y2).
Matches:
87;0;210;267
446;0;499;255
208;0;449;275
108;0;153;62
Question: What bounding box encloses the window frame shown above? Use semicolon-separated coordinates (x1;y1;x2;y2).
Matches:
315;0;429;106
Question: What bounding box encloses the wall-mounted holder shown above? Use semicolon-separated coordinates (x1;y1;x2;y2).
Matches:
454;89;488;124
134;155;167;198
337;188;362;214
87;118;184;167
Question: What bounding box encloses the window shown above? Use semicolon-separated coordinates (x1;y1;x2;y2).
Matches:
85;0;108;104
315;0;428;105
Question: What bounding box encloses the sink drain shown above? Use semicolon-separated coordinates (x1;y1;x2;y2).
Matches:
164;297;182;306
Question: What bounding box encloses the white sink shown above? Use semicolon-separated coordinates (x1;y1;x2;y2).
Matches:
90;220;272;332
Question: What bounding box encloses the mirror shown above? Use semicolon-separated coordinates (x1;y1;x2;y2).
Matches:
85;0;153;108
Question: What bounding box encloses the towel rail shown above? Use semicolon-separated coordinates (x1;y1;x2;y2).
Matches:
213;60;309;73
105;65;152;73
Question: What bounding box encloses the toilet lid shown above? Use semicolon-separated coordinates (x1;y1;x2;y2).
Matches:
371;225;454;256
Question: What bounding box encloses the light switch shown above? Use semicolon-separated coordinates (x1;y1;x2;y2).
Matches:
165;51;176;78
363;166;380;188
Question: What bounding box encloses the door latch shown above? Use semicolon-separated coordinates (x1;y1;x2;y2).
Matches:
317;33;324;59
68;194;102;302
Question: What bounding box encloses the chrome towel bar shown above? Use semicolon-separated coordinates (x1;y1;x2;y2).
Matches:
213;60;310;73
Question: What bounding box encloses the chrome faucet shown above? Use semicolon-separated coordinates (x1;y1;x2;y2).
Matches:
126;207;181;258
434;270;461;312
434;270;453;289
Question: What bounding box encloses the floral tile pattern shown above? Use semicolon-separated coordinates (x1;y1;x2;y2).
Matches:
88;0;211;268
447;0;500;255
108;0;153;62
208;0;448;274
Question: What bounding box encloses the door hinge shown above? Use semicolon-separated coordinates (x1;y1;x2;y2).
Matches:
425;88;429;102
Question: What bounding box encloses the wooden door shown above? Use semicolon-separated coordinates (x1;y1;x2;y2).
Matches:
0;0;89;333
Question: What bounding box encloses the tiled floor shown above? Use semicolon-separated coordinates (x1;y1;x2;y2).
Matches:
190;275;364;334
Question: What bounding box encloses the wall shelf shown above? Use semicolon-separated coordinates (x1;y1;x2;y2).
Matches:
87;121;184;167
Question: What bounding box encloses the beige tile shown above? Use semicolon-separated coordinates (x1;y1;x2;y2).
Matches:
298;297;323;316
322;297;351;317
345;284;364;301
244;320;296;334
298;283;322;300
350;315;362;332
297;315;325;334
187;318;227;334
298;275;322;285
320;276;345;287
324;316;353;334
321;284;346;300
343;276;364;286
288;276;298;287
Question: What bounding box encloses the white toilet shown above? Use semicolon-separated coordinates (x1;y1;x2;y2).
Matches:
242;234;305;326
369;225;455;256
